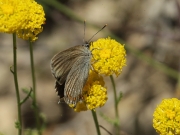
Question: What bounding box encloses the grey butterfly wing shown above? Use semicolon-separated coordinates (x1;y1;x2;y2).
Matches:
64;53;91;105
50;45;86;85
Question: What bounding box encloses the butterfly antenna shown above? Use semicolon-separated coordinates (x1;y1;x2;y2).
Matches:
87;24;107;43
83;20;86;43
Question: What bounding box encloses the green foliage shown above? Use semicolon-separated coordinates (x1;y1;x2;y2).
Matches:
15;120;21;129
117;91;123;105
99;112;119;126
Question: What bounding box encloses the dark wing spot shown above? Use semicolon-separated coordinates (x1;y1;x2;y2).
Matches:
55;81;65;99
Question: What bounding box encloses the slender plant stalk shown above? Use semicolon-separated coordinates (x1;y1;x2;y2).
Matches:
12;33;22;135
91;110;101;135
29;41;41;135
110;75;120;135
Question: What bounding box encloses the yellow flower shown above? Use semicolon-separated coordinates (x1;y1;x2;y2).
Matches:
153;98;180;135
90;37;126;76
73;70;108;112
0;0;28;33
0;0;45;41
16;0;45;41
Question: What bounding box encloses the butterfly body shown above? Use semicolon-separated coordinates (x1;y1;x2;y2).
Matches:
50;43;92;106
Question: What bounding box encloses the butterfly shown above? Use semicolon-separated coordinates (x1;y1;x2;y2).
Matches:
50;23;106;107
50;42;91;106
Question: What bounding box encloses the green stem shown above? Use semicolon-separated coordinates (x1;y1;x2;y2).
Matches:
12;33;22;135
110;75;120;135
29;41;41;135
91;110;101;135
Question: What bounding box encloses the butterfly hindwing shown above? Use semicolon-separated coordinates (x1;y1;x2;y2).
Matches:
64;53;91;105
51;45;91;106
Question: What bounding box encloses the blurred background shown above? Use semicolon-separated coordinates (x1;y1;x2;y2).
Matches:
0;0;180;135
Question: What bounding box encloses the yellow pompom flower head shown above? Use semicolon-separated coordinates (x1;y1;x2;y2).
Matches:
0;0;46;41
153;98;180;135
16;0;45;41
0;0;29;33
90;37;126;76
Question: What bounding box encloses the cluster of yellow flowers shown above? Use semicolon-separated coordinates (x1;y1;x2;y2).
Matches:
153;98;180;135
74;37;126;112
0;0;45;41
